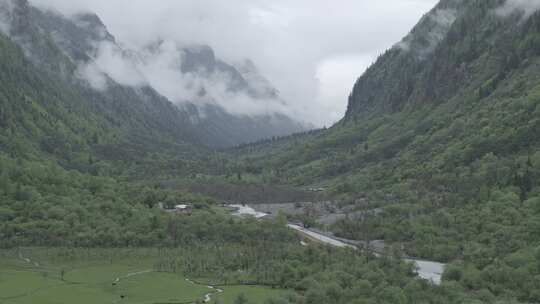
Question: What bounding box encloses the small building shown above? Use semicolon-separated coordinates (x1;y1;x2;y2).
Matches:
174;204;193;215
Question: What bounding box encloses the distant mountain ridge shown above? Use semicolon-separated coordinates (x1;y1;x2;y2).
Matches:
0;0;306;148
143;41;307;147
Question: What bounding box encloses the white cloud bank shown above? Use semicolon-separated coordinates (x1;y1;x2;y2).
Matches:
75;39;293;118
29;0;437;126
0;0;14;35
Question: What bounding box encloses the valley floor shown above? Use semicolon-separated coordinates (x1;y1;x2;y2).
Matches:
0;249;287;304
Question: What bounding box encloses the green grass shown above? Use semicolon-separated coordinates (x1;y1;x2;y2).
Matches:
0;252;291;304
0;255;209;304
119;272;209;303
0;270;58;300
213;285;289;304
9;283;118;304
65;264;150;284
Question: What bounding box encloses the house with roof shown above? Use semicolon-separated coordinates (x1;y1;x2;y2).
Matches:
174;204;193;215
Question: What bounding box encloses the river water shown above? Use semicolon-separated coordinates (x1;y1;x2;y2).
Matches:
229;204;446;285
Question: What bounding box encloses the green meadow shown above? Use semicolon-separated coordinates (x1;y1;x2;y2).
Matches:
0;250;288;304
213;285;288;304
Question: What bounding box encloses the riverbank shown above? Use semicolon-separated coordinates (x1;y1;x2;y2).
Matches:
229;204;446;285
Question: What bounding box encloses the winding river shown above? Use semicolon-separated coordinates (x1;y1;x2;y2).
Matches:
230;205;445;285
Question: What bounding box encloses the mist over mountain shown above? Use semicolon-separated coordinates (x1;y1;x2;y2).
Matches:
346;0;540;117
27;0;437;127
4;0;540;303
231;2;540;301
0;0;307;147
497;0;540;18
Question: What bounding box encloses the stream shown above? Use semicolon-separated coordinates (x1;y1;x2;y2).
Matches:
17;252;221;303
185;278;224;303
230;205;446;285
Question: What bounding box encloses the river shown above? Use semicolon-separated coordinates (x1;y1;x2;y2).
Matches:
229;205;445;285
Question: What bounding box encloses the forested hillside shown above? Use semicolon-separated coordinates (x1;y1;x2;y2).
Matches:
230;1;540;301
0;0;214;247
3;0;540;303
0;0;297;249
1;0;208;164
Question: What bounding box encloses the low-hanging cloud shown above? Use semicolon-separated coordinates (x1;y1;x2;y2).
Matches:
91;42;146;87
29;0;437;126
76;41;146;91
496;0;540;19
76;38;293;118
137;40;292;117
396;8;458;58
0;0;14;35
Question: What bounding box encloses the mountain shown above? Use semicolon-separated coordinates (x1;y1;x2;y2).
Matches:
0;0;199;248
347;0;468;115
153;42;308;147
152;39;308;147
178;45;278;100
0;0;306;245
233;1;540;301
3;0;540;302
1;0;207;167
346;0;537;119
1;0;306;150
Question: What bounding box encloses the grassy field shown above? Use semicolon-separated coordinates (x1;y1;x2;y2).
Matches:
213;285;289;304
0;250;289;304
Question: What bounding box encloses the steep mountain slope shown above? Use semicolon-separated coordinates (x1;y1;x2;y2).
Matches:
0;0;223;247
2;0;305;150
0;0;304;246
347;0;468;115
232;1;540;301
3;0;540;302
1;0;205;166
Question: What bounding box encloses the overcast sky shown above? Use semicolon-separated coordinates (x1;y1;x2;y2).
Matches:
30;0;438;126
